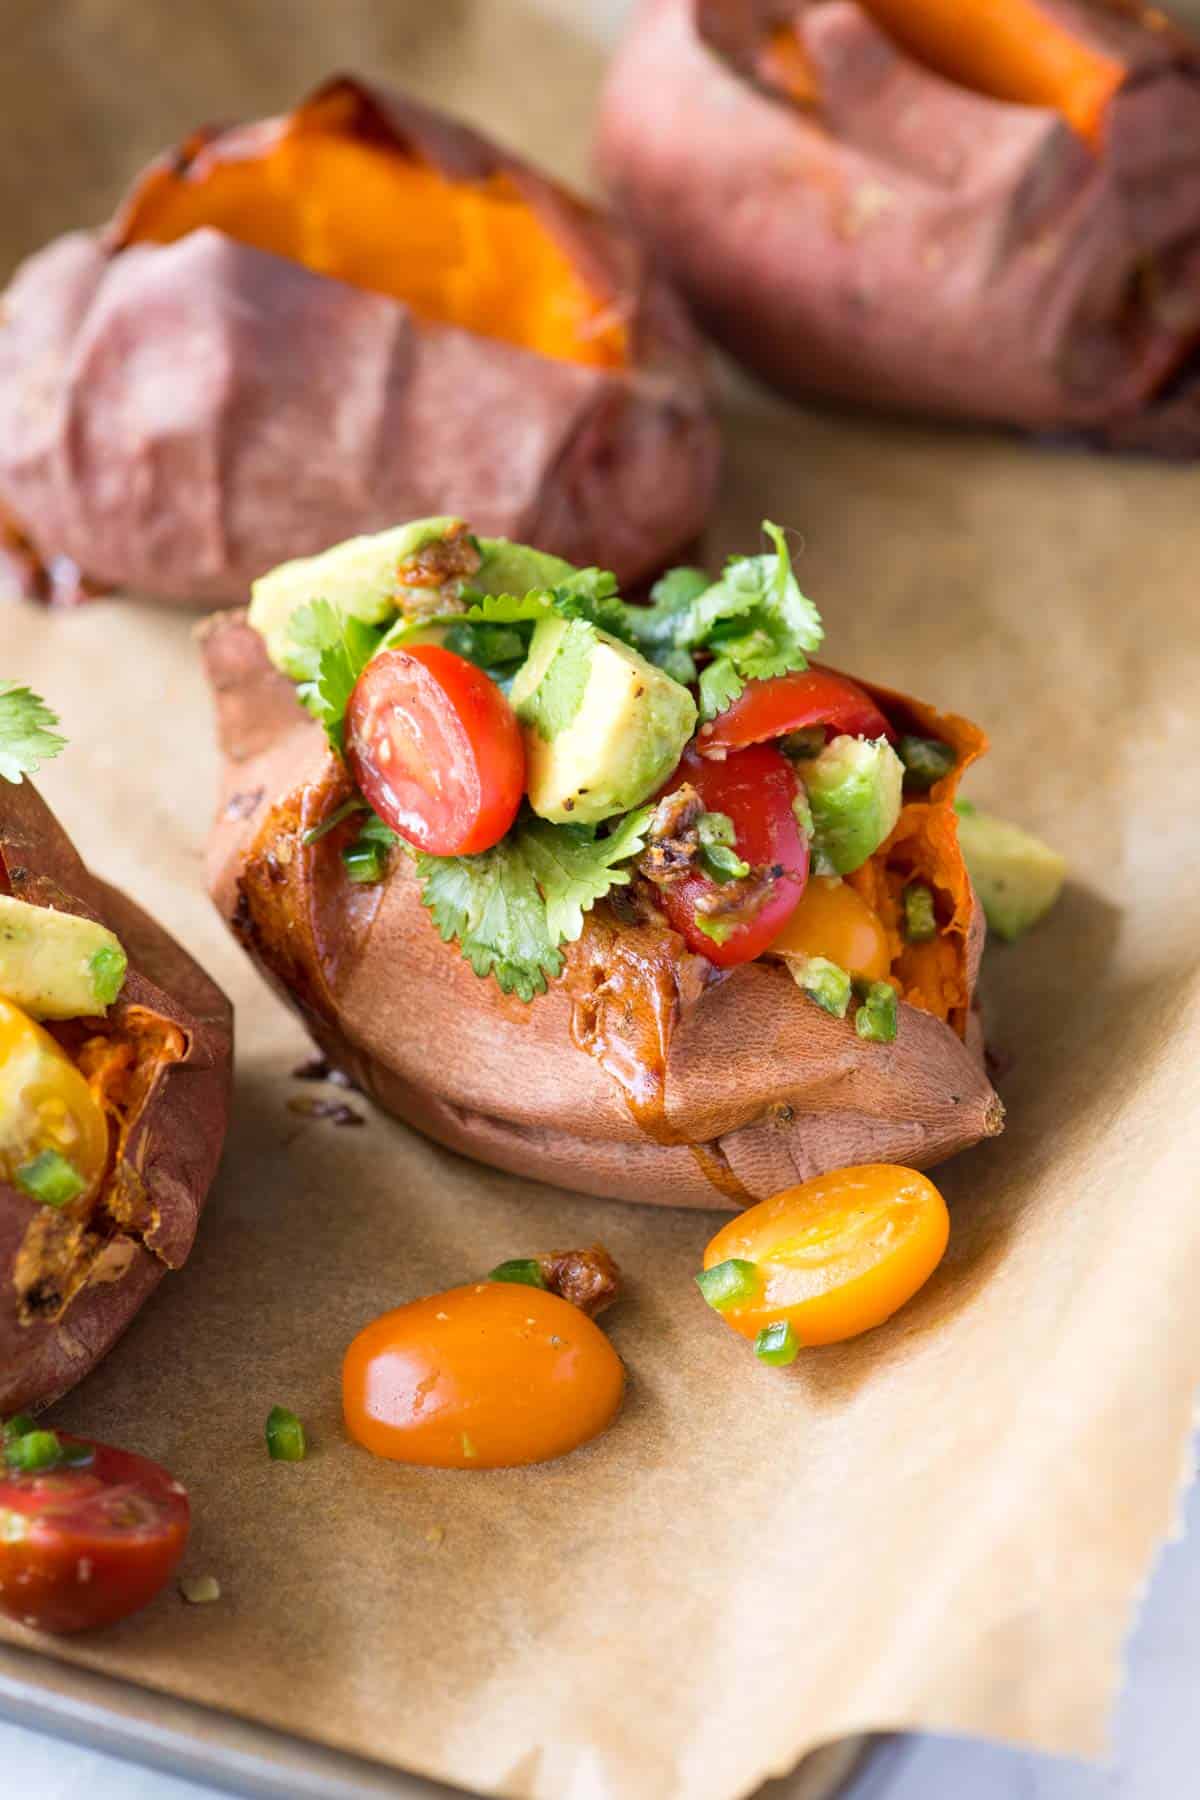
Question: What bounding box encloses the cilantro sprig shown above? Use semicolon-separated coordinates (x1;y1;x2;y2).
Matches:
287;602;384;753
0;684;66;784
418;808;652;1000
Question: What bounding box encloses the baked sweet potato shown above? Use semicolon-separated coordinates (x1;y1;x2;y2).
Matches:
202;573;1001;1211
0;779;232;1412
596;0;1200;448
0;75;719;607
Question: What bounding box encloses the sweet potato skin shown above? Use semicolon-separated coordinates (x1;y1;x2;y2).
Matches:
0;782;232;1412
595;0;1200;445
0;77;719;606
203;614;1000;1211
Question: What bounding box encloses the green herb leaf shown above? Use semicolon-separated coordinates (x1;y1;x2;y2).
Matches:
754;1320;800;1366
88;944;128;1007
854;981;899;1043
0;684;66;784
418;808;651;1000
288;601;384;754
265;1405;307;1463
15;1149;87;1208
898;735;956;791
695;1259;760;1311
516;618;595;742
488;1258;548;1289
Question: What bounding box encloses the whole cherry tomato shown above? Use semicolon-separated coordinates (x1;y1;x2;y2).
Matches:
0;1436;189;1634
657;745;809;967
699;1165;949;1353
343;1281;624;1469
769;875;892;982
345;645;525;856
698;666;894;754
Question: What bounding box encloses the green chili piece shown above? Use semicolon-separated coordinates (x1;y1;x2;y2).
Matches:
2;1415;36;1445
15;1150;86;1208
854;981;899;1044
902;882;938;944
792;954;852;1019
265;1405;307;1463
487;1258;547;1290
754;1321;799;1367
697;812;750;885
342;837;389;884
695;1258;760;1311
898;735;956;791
6;1430;63;1473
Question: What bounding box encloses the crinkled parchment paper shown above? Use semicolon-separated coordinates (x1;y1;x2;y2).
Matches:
1;3;1199;1797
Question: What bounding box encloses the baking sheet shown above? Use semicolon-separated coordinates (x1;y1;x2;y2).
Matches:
3;3;1200;1799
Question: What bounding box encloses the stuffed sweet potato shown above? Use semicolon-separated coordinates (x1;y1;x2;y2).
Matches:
596;0;1200;449
0;75;718;608
204;518;1001;1211
0;690;231;1410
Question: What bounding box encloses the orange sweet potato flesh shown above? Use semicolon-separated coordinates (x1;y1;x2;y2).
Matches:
0;77;718;605
114;84;627;371
203;614;1001;1213
0;781;232;1412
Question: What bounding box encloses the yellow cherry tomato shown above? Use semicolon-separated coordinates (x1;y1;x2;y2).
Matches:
700;1164;949;1352
769;876;892;981
343;1281;625;1469
0;997;109;1198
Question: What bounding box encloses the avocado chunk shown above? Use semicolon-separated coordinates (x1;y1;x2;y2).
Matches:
955;807;1066;941
804;736;904;875
0;897;127;1020
473;538;578;596
510;617;697;824
250;518;469;676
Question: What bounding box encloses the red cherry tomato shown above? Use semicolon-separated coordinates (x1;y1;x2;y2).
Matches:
658;745;809;967
698;666;895;753
0;1438;189;1634
345;645;525;856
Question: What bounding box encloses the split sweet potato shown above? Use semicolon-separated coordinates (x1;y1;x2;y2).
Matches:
596;0;1200;448
0;782;232;1411
0;76;719;607
202;614;1000;1212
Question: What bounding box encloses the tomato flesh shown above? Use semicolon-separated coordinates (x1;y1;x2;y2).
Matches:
698;666;895;753
702;1164;949;1348
345;645;524;856
0;1437;189;1634
343;1281;625;1469
657;745;809;967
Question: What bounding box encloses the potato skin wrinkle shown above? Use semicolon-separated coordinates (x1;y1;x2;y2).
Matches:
0;781;232;1413
0;76;718;606
204;614;1001;1211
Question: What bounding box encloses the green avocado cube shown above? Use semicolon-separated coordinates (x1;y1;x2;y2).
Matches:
510;617;697;825
955;808;1066;941
804;736;904;875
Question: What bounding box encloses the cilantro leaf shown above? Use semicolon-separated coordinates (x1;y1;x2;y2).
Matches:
684;522;823;719
520;806;652;942
288;601;384;753
417;836;561;1000
416;808;651;999
515;618;594;742
0;684;66;784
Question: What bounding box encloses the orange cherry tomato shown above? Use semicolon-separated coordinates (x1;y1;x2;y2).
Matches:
0;1437;189;1634
700;1165;949;1350
769;876;892;982
343;1281;625;1469
345;644;525;856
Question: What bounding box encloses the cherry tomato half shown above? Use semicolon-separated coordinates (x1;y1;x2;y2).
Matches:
345;645;524;856
701;1165;949;1349
0;1438;189;1634
657;745;809;967
698;666;895;753
343;1281;624;1469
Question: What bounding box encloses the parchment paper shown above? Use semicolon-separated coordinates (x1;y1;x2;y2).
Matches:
3;4;1200;1797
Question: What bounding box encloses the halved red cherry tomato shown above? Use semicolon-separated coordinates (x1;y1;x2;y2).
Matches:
0;1437;189;1634
657;745;809;967
698;666;895;753
345;645;524;856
